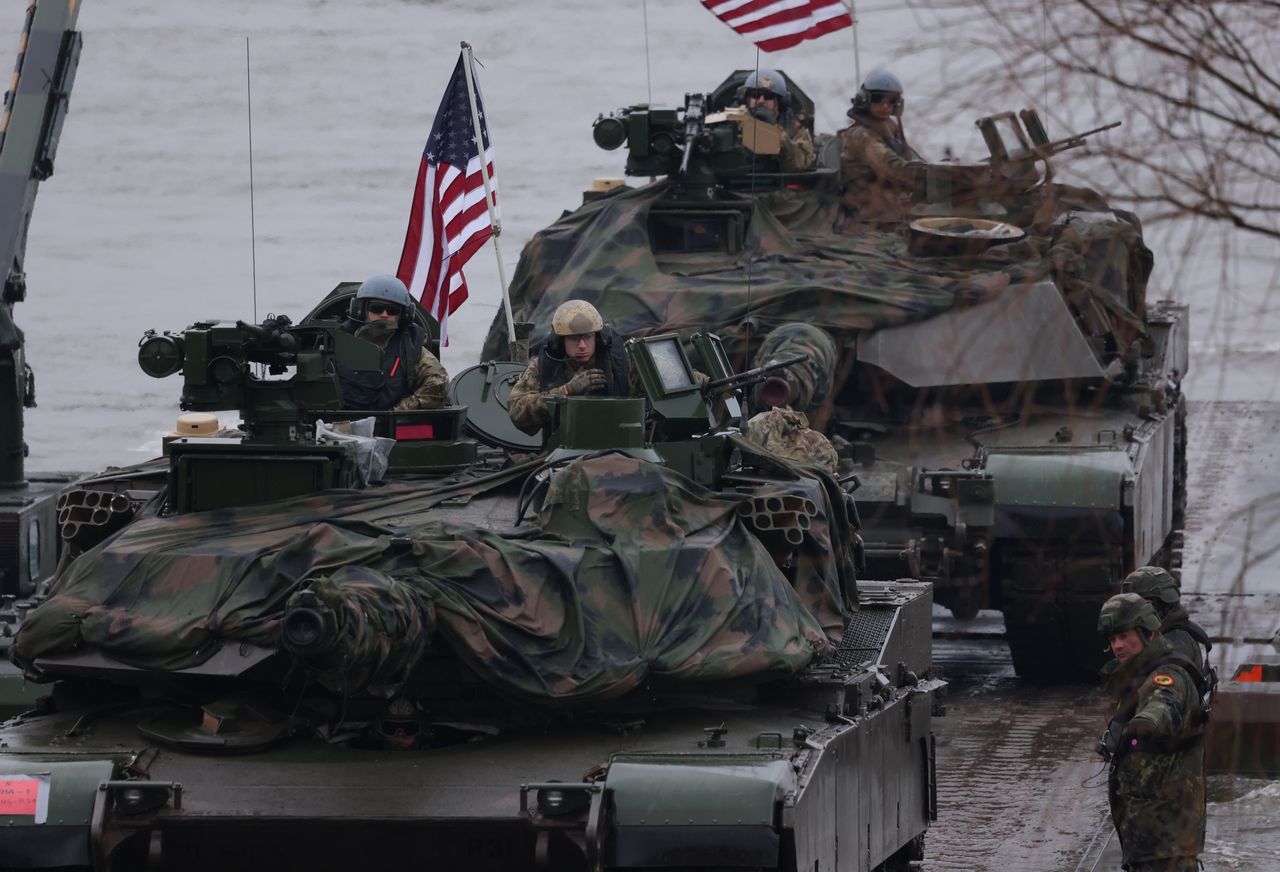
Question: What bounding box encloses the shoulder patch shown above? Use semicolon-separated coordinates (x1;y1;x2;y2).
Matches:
1152;673;1175;686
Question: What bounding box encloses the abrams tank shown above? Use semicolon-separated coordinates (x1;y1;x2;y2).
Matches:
480;70;1189;680
2;312;944;871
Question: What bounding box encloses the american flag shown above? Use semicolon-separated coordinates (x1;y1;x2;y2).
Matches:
397;53;497;343
701;0;853;52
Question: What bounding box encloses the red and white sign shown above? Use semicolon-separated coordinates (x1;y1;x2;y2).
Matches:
701;0;854;52
0;777;42;817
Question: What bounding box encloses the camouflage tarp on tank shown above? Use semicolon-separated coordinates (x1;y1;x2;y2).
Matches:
14;453;840;702
480;181;1150;365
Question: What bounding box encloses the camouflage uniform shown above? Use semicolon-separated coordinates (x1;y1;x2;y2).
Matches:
508;353;718;435
1122;566;1210;680
780;124;816;173
507;355;629;434
745;407;838;472
838;117;924;224
1157;606;1208;674
1103;634;1206;871
352;320;450;412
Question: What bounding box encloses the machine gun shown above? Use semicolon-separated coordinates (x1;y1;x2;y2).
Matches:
677;92;709;178
138;315;381;444
137;316;383;513
917;108;1121;223
977;109;1120;188
593;93;750;193
701;353;806;402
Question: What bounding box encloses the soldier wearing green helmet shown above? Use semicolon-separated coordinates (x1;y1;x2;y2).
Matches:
733;68;815;172
1096;593;1206;872
1122;565;1212;675
838;69;926;225
335;275;449;412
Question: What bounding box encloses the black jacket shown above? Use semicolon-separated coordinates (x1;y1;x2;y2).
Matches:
334;320;425;411
536;327;629;397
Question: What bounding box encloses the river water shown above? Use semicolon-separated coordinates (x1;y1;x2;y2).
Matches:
8;2;1278;867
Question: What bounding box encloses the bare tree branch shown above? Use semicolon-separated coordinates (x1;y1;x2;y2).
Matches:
898;0;1280;241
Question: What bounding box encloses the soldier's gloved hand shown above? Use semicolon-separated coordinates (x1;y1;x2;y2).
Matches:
1121;718;1157;752
564;369;608;396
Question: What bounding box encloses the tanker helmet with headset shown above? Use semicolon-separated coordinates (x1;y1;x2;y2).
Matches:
737;68;792;124
348;274;416;328
849;69;905;119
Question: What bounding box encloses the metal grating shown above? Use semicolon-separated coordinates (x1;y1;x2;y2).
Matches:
833;607;896;669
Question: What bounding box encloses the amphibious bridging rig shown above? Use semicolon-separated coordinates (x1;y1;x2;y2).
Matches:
482;70;1190;679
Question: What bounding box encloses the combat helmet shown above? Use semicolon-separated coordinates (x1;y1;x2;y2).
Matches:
551;299;605;337
1121;565;1181;606
740;69;792;123
349;274;414;324
850;69;905;118
1097;592;1161;637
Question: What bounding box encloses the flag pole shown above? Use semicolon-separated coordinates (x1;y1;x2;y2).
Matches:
460;41;516;344
845;1;862;85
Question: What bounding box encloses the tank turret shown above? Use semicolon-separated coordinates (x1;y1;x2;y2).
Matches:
6;291;943;872
484;83;1187;680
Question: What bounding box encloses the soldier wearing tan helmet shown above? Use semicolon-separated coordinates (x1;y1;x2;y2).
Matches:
507;300;632;435
1096;593;1207;872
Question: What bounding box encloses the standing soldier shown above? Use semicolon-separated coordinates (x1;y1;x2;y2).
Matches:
838;70;925;225
1097;593;1207;871
507;300;631;435
1122;565;1212;677
334;275;449;412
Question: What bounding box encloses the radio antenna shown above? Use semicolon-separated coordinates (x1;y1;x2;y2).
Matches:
245;37;259;324
642;0;653;104
742;47;761;373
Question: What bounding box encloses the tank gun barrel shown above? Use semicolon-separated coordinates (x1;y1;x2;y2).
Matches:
703;353;806;397
281;589;339;658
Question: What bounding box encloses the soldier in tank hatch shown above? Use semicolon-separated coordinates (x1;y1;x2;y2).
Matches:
1122;565;1213;680
508;299;727;436
838;69;926;225
732;68;815;173
1096;593;1207;872
507;300;631;435
334;275;449;412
